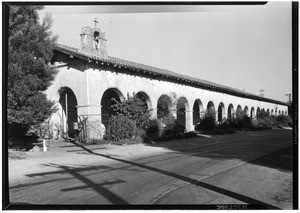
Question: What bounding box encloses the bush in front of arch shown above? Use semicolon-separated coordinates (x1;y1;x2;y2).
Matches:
253;115;277;128
276;114;292;127
104;114;137;141
235;112;252;129
195;108;217;131
161;116;185;136
110;96;150;130
144;119;164;140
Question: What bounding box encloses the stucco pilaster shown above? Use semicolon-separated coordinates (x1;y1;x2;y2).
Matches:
185;110;194;132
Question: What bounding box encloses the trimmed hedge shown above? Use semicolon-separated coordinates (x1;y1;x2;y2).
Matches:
104;114;137;141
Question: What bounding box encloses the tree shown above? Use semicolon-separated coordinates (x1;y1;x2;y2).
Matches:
8;6;58;138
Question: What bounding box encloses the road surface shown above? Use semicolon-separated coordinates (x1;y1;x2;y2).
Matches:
9;129;293;209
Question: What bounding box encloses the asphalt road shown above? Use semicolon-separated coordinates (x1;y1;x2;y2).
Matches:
9;129;293;209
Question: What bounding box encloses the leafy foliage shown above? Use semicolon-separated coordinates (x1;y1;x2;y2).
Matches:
276;114;292;127
195;108;217;131
157;95;172;119
233;111;252;129
145;119;164;140
110;96;150;129
104;96;151;142
160;115;185;136
144;117;187;143
104;115;137;141
8;6;58;138
256;110;269;120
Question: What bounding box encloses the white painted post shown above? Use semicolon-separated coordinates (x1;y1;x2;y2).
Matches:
65;93;68;138
43;139;47;152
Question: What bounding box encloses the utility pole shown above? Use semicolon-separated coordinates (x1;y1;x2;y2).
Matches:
285;93;292;103
259;89;265;97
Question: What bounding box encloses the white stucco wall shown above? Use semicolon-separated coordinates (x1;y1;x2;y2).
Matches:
45;64;289;140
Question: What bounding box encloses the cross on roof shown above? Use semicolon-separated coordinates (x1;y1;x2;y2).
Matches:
94;18;99;27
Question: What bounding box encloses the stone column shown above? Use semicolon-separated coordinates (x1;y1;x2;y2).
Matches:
185;110;194;132
77;105;105;143
170;106;177;119
150;108;157;119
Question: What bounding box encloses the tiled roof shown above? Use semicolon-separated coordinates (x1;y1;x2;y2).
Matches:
54;43;288;106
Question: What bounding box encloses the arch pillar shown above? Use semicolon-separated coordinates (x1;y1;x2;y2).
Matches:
77;104;104;142
150;108;157;119
185;110;194;132
149;95;158;119
50;87;80;139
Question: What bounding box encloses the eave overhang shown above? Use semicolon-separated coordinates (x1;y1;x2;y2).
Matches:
53;44;289;107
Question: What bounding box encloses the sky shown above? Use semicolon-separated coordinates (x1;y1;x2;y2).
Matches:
38;2;293;102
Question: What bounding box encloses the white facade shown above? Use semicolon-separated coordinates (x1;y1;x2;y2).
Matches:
46;63;288;141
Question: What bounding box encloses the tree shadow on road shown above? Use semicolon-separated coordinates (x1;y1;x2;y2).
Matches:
21;139;282;209
17;163;140;205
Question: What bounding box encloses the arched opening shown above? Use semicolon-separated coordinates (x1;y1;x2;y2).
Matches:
271;109;274;115
285;111;288;115
266;109;270;115
279;110;281;114
256;107;261;117
236;105;242;116
101;88;124;127
135;91;152;112
177;97;190;127
193;99;203;125
228;104;235;119
244;106;249;116
58;87;78;138
157;94;172;119
217;102;225;123
250;107;255;118
206;101;216;117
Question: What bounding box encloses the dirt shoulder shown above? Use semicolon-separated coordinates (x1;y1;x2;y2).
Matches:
8;140;173;187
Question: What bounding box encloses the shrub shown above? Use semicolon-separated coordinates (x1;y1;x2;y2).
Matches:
226;118;238;129
31;123;53;139
104;115;137;141
236;114;251;129
144;119;162;139
161;115;185;136
262;115;277;127
144;115;186;142
250;115;274;130
256;110;269;120
160;114;175;127
110;96;150;129
195;108;217;131
217;122;229;130
253;115;290;129
276;115;292;127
